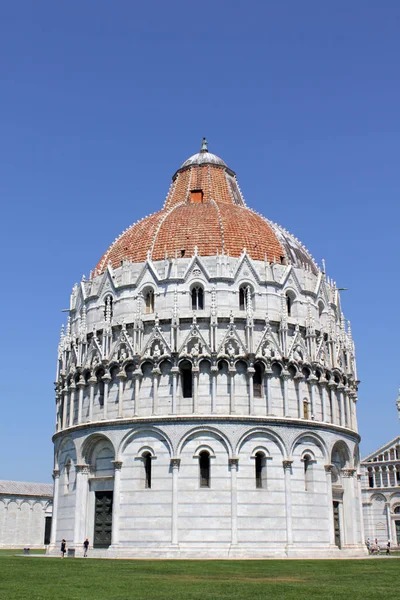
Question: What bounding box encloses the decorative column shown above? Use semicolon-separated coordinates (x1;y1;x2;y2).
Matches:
248;366;255;416
50;469;60;545
344;387;351;427
283;460;293;546
357;473;366;546
77;377;85;425
69;383;76;427
324;465;336;545
211;365;218;413
88;375;96;422
229;367;236;414
192;367;199;414
378;466;383;488
111;461;123;546
102;371;111;420
117;369;127;418
294;372;303;418
61;386;68;429
309;374;318;419
73;464;90;546
229;458;239;546
133;368;142;416
337;383;345;427
392;466;397;487
319;377;328;422
171;367;179;415
152;367;160;415
328;381;337;424
385;503;392;544
265;367;273;415
170;458;180;545
281;369;290;417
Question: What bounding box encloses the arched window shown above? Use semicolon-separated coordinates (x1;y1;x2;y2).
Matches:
239;286;247;311
286;293;294;316
304;454;312;491
394;506;400;514
253;363;263;398
255;452;267;489
191;286;204;310
180;361;192;398
145;289;155;314
303;400;310;420
368;469;374;488
143;452;152;489
199;451;210;487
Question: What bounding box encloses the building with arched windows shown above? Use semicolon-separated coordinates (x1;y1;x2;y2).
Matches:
360;391;400;548
50;140;365;558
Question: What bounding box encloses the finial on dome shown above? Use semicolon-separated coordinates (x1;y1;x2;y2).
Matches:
200;137;208;153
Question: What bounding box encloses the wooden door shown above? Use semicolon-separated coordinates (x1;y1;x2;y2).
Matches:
333;501;341;548
93;491;113;548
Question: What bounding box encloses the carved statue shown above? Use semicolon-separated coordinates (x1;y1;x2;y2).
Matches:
226;342;236;357
119;346;127;362
153;343;161;358
262;343;274;359
293;346;303;362
191;342;200;358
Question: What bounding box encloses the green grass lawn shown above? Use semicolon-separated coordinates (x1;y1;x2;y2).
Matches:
0;553;398;600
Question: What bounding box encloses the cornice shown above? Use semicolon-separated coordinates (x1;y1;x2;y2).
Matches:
52;413;361;443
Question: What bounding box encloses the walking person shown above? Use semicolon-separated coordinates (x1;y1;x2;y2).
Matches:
83;538;89;558
60;539;67;558
386;540;391;555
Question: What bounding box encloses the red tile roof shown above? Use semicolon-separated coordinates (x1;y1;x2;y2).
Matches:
94;149;317;276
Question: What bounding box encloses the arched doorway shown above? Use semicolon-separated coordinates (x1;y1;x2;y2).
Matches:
331;441;352;549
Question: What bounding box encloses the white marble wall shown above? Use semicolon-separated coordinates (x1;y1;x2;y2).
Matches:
50;420;364;558
0;496;52;548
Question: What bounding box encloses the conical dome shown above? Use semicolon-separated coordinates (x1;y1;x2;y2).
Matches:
94;140;318;276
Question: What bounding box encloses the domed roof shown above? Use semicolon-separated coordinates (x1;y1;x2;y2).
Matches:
94;141;318;276
179;138;228;171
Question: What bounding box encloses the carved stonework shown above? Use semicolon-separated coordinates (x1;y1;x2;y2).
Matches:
75;464;90;475
112;461;123;471
341;468;356;478
170;458;181;469
282;460;293;471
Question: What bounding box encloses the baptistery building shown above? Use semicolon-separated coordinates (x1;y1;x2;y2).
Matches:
50;141;365;557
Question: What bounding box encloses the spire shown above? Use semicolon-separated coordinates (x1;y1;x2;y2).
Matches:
200;137;208;153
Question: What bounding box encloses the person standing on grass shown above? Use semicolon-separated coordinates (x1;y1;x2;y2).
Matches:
386;540;391;555
60;539;66;558
83;538;89;557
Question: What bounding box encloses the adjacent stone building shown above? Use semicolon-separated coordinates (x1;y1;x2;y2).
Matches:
0;481;52;548
50;141;365;558
360;391;400;547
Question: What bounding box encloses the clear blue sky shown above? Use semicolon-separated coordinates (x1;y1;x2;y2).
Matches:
1;1;399;482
